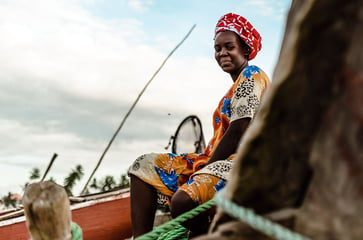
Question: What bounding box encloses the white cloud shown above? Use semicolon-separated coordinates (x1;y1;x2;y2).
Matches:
0;0;157;102
0;0;229;117
127;0;153;13
245;0;289;19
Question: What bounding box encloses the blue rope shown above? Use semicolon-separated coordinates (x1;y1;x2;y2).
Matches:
214;191;311;240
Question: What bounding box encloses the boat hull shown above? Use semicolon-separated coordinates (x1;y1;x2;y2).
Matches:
0;192;132;240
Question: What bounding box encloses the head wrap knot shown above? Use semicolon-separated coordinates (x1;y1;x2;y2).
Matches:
215;13;262;60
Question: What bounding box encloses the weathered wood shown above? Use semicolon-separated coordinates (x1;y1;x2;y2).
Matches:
22;181;72;240
204;0;363;239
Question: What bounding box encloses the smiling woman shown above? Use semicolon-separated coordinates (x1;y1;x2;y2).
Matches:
214;31;250;81
128;12;270;238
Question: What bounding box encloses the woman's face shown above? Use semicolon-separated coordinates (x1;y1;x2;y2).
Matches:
214;31;249;77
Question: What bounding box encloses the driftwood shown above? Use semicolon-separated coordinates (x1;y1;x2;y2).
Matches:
22;181;73;240
196;0;363;239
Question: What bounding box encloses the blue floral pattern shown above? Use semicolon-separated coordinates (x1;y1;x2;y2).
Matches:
154;167;179;192
213;179;226;192
221;98;231;118
242;65;260;78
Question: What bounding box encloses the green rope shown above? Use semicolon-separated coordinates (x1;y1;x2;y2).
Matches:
157;224;188;240
136;199;215;240
135;190;312;240
214;191;311;240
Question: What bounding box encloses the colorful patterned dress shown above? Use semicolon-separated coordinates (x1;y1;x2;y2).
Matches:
128;65;269;205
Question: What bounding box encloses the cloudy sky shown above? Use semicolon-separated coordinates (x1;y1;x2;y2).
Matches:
0;0;291;196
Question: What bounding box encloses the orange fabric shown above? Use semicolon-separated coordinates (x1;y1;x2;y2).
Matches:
178;174;224;205
128;65;270;204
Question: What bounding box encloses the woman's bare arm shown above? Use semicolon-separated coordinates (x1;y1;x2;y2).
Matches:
208;117;251;164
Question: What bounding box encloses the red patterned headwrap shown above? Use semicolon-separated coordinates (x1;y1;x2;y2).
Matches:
215;13;262;60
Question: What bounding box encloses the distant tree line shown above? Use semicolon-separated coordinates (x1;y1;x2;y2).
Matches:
0;165;130;209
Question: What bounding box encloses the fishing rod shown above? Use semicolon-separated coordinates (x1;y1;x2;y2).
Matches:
80;24;197;195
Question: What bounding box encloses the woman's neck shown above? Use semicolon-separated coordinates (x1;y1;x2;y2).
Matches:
231;62;248;82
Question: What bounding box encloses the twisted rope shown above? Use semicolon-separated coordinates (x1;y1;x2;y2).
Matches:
135;190;312;240
136;199;215;240
157;224;188;240
214;191;311;240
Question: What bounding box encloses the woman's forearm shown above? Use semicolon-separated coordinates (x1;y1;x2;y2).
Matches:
208;118;251;164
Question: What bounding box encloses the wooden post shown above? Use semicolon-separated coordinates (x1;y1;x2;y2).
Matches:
22;181;72;240
198;0;363;239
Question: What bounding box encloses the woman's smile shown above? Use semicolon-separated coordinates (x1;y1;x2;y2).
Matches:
220;60;232;67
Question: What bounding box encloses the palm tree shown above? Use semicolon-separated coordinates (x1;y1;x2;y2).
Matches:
89;178;99;190
1;163;129;205
118;173;130;189
29;168;41;180
101;176;116;192
1;192;17;208
87;174;130;193
64;165;84;196
23;167;42;191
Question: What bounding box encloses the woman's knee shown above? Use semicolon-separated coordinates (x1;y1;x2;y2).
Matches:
170;190;196;218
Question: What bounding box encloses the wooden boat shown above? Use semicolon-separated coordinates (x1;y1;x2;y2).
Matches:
0;189;132;240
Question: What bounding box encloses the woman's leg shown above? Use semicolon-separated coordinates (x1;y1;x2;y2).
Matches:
130;174;157;238
128;152;202;237
171;174;225;237
170;190;211;237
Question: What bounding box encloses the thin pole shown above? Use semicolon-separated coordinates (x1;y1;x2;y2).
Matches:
41;153;58;181
80;24;197;195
